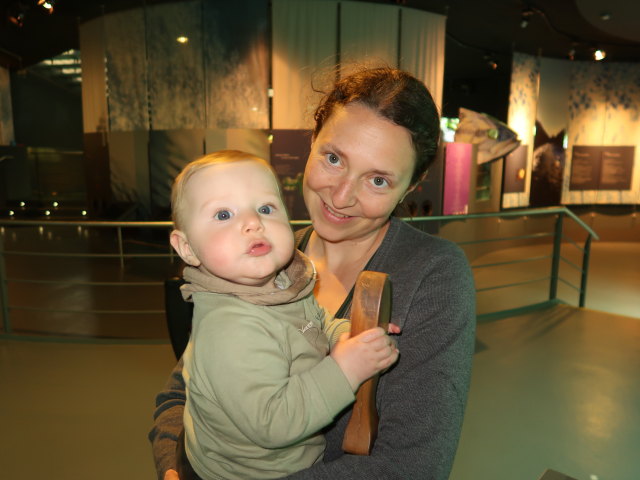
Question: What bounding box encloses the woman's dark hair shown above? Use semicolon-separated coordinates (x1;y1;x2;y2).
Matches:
313;67;440;185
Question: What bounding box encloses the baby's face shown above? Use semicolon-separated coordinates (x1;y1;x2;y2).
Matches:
181;160;294;287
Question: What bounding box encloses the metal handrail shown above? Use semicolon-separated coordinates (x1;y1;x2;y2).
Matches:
0;206;599;337
401;206;599;240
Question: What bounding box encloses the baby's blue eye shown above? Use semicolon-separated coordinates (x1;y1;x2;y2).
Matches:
258;205;273;215
215;210;232;220
325;153;340;165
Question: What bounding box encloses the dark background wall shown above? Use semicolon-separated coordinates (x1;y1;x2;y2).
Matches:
10;70;83;149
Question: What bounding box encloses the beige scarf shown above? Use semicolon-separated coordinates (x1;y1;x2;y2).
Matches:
180;250;316;306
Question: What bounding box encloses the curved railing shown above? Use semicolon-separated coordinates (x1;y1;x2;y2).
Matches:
0;207;598;340
402;206;599;320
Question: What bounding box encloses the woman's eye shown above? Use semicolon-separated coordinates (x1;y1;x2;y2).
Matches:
325;153;340;165
371;176;388;187
258;205;273;215
214;210;232;221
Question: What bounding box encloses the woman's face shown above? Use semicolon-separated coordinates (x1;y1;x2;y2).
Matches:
303;103;416;244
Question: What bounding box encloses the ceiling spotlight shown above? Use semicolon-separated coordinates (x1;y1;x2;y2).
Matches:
520;7;534;28
6;3;27;27
594;48;606;61
176;36;189;44
8;11;25;27
484;54;498;70
38;0;55;14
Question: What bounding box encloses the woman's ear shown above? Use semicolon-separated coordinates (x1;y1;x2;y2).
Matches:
401;169;429;203
170;229;201;267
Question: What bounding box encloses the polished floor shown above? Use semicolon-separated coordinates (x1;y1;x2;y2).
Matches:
0;240;638;479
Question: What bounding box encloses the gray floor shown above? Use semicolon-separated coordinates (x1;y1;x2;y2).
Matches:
451;305;640;480
0;241;638;479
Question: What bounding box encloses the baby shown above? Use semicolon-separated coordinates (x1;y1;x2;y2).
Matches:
169;150;398;480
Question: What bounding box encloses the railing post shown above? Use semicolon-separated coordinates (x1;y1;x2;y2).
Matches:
117;226;124;269
579;235;593;307
549;213;563;301
0;234;11;333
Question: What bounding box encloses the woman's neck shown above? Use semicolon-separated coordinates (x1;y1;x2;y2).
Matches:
305;221;390;314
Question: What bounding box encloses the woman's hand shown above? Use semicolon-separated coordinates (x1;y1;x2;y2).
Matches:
330;327;399;391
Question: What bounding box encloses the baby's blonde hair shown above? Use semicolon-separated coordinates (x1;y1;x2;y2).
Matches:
171;150;275;231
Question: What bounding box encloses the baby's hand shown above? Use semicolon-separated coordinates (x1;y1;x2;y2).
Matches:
387;322;401;335
330;327;399;391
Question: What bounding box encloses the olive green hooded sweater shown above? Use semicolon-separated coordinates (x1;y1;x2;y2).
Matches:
181;250;354;480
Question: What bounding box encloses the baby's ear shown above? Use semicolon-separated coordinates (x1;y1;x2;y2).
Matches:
170;229;201;267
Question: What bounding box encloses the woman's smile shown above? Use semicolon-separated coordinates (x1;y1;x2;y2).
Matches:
322;202;352;220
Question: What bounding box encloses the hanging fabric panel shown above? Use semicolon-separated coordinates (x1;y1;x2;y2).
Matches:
340;1;399;70
272;0;338;129
505;52;540;208
399;9;446;112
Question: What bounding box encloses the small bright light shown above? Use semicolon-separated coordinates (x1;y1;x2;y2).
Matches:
41;0;54;13
176;36;189;44
267;134;274;143
39;226;44;234
9;210;14;216
81;210;88;216
53;201;59;207
594;49;606;61
20;201;25;207
251;107;258;112
45;210;51;216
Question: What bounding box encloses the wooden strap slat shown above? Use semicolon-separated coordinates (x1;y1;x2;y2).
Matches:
342;271;391;455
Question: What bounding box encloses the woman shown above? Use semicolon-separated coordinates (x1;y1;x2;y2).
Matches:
150;67;476;480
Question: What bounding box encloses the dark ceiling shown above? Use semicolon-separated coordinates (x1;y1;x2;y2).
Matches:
1;0;639;118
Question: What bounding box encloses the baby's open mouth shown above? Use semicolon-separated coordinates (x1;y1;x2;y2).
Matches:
248;241;272;256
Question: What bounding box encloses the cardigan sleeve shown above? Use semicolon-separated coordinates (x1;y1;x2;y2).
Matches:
282;239;477;479
148;358;186;479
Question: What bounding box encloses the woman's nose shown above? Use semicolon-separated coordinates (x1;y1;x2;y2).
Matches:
331;177;357;209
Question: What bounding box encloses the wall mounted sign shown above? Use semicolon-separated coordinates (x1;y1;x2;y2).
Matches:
269;129;312;220
503;144;528;193
570;145;634;191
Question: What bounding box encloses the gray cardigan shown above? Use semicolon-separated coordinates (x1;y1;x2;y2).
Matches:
150;217;476;480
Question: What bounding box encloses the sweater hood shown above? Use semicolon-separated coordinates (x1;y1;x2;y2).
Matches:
180;249;316;306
